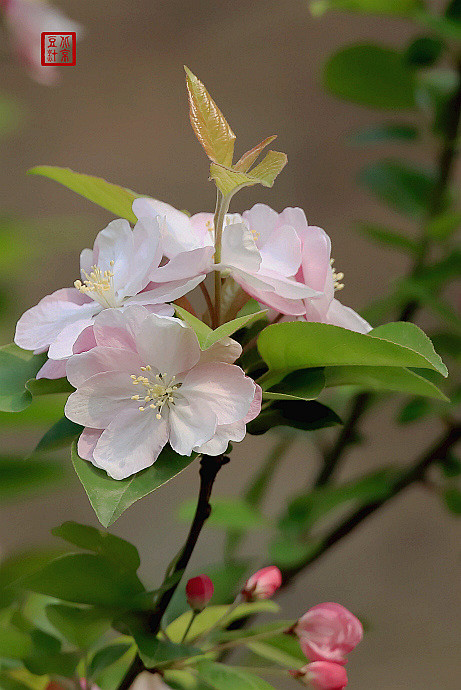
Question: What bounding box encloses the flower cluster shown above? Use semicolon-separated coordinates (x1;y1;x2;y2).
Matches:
14;196;370;479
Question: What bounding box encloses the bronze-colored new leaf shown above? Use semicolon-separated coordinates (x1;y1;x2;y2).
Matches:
234;135;277;172
185;66;236;167
210;149;287;197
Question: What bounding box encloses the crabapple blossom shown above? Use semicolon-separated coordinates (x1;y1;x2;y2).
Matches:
241;566;282;600
242;205;371;333
295;603;363;665
14;216;206;374
289;662;348;689
133;198;320;310
64;306;261;479
186;574;214;611
129;674;172;690
0;0;83;85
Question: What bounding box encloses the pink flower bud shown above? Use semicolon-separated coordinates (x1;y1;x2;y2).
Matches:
186;574;214;611
295;603;362;665
242;566;282;600
289;662;348;689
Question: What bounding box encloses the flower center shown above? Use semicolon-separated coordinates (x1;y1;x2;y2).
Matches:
74;261;118;308
330;258;345;291
130;366;180;419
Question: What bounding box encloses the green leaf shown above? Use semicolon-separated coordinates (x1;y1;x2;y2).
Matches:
0;457;65;501
166;602;279;643
178;499;267;530
0;345;46;412
72;440;197;527
426;211;461;240
28;167;141;223
175;305;267;349
325;44;416;110
443;487;461;514
359;160;436;217
263;368;325;401
417;13;461;42
446;0;461;19
397;397;431;424
0;549;66;610
88;640;136;690
0;625;32;660
196;662;276;690
0;674;36;690
310;0;424;17
439;453;461;478
257;321;447;379
87;642;133;681
247;401;342;436
269;537;320;570
349;123;418;145
405;36;444;68
24;629;79;678
133;635;200;668
51;521;140;572
35;417;82;452
244;633;306;668
209;151;287;197
324;365;448;400
185;67;236;166
45;604;112;649
25;377;74;397
24;553;144;607
358;223;418;254
234;136;278;172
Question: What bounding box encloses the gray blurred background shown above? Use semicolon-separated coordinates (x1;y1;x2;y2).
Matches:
0;1;460;688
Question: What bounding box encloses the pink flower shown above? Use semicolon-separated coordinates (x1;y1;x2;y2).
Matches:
186;574;214;611
242;566;282;600
133;199;319;307
64;306;261;479
290;662;348;689
14;217;206;371
295;603;363;665
242;205;371;333
1;0;83;85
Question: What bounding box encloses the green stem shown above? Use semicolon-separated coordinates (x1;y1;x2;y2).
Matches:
181;610;199;643
191;596;242;644
213;192;231;327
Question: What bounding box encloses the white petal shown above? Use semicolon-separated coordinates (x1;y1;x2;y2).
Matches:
92;219;133;286
78;427;103;462
221;223;261;274
124;275;205;305
259;224;302;277
93;407;169;479
133;197;201;258
168;398;217;455
325;299;372;334
195;420;246;455
47;310;99;359
14;288;97;355
92;305;149;349
136;314;201;376
80;248;94;274
198;337;242;365
180;363;255;425
36;358;68;380
242;204;278;245
66;346;142;388
150;247;213;282
64;371;133;428
118;217;162;298
235;277;306;316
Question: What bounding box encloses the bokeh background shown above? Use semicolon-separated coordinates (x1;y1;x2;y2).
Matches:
1;1;459;688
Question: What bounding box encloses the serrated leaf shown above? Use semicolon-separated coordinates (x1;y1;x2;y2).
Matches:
72;441;197;527
185;67;236;166
325;365;448;400
325;44;417;110
247;400;341;436
210;151;287;197
28;166;141;222
234;136;277;172
175;305;267;349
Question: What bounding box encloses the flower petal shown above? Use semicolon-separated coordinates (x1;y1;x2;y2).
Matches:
136;314;201;376
133;197;201;258
168;397;217;455
65;371;133;428
36;358;67;380
66;346;142;388
92;305;149;350
150;247;214;282
325;298;371;334
92;407;169;479
221;223;261;274
14;288;97;355
118;217;162;298
180;363;256;425
195;420;246;455
125;275;205;305
78;427;103;462
198;337;242;365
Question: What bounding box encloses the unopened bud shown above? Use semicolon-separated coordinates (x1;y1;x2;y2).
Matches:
241;565;282;601
289;662;348;689
186;574;214;612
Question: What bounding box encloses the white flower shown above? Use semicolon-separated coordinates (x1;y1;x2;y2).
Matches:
14;217;206;369
65;306;261;479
